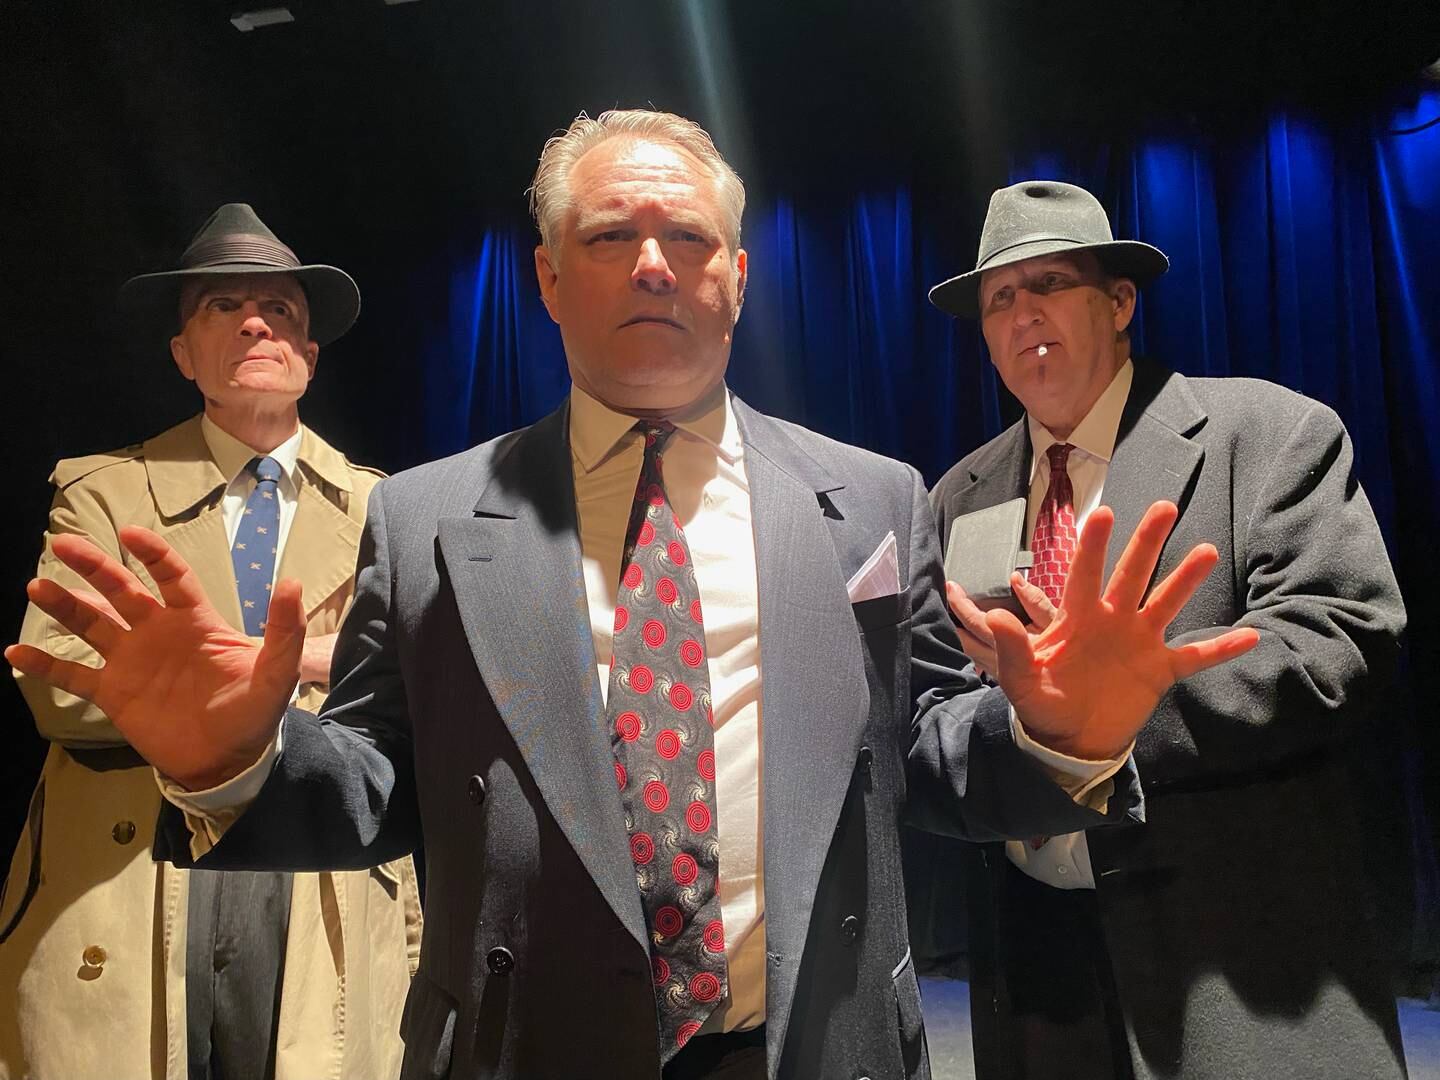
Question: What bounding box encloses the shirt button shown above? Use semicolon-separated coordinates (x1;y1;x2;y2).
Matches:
486;946;516;976
112;821;137;845
467;775;486;805
82;945;107;970
1057;865;1069;875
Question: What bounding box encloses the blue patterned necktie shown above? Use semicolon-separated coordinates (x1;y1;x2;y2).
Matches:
231;456;283;637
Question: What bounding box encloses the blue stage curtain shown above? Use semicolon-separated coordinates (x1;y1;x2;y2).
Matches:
421;90;1440;958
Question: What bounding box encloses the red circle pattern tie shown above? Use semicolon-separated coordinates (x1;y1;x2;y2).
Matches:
1030;443;1078;607
606;422;727;1062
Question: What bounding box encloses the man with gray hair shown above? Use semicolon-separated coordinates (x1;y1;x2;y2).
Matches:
10;114;1256;1080
0;204;421;1080
927;180;1407;1079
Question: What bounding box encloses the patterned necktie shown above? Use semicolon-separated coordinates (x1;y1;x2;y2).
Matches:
231;456;282;637
1025;443;1077;852
1029;443;1077;607
606;422;727;1062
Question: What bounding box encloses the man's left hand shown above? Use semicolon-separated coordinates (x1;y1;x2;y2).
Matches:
988;501;1259;761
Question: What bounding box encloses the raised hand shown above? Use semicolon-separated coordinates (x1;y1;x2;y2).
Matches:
987;501;1259;760
5;526;305;790
946;574;1056;679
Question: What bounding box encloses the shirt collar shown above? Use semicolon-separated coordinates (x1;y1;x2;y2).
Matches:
201;414;303;487
568;381;741;473
1027;359;1134;478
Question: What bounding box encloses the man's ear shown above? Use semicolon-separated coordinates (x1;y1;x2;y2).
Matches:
734;248;748;321
170;335;196;381
534;246;561;324
304;342;319;381
1111;278;1137;333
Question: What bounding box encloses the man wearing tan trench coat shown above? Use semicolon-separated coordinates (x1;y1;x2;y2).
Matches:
0;205;421;1080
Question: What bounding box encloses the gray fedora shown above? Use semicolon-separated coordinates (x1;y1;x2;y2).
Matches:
929;180;1169;318
119;203;361;345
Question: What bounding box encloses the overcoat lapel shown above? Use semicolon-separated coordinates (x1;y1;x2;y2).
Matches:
278;426;365;621
141;419;245;631
277;484;361;621
731;399;870;1058
1101;362;1207;580
936;420;1031;526
435;405;647;951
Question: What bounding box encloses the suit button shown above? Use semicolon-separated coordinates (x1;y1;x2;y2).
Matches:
82;945;107;970
839;915;861;944
486;946;515;976
857;746;873;773
112;820;137;845
467;775;486;805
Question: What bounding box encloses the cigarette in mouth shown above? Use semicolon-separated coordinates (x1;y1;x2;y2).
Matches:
1037;345;1048;357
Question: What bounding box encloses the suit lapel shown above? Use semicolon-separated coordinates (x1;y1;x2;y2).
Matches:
731;399;870;1054
435;405;647;950
1102;361;1207;579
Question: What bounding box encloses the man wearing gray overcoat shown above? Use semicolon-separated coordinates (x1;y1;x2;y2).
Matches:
926;180;1409;1080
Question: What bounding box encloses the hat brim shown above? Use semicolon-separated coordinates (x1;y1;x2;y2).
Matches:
928;238;1170;318
118;262;361;346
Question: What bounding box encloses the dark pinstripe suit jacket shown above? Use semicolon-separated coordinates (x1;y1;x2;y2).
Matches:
160;391;1142;1079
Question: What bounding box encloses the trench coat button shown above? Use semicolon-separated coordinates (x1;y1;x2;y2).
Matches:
82;945;107;969
112;820;137;845
856;746;873;773
486;946;515;975
467;775;486;805
839;915;861;944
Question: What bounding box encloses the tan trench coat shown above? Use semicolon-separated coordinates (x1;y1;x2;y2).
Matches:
0;416;422;1080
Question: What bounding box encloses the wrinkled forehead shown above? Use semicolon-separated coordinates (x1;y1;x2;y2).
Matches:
978;250;1101;293
568;137;722;220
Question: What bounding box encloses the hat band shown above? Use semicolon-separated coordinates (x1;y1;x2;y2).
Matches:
180;233;302;271
977;233;1103;270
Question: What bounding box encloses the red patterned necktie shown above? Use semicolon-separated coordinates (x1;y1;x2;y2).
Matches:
1029;443;1078;607
607;421;727;1062
1026;442;1077;852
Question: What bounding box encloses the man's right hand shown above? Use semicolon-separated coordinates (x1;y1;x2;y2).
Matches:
5;525;304;791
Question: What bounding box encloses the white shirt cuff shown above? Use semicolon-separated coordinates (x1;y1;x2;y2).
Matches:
155;721;285;859
1009;707;1131;810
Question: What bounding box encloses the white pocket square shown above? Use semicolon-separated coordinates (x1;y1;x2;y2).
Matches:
846;530;900;602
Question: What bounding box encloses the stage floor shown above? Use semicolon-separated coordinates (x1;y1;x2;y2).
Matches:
920;976;1440;1079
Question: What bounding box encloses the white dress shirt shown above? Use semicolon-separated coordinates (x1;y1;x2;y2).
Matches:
569;383;767;1034
201;415;304;563
1005;360;1135;890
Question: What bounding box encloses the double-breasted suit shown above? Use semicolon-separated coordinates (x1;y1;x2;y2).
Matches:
926;359;1408;1080
157;393;1143;1080
0;416;422;1080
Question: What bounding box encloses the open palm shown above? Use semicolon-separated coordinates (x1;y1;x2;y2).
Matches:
988;502;1259;761
5;526;305;790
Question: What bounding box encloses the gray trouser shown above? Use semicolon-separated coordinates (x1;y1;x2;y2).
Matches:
185;867;294;1080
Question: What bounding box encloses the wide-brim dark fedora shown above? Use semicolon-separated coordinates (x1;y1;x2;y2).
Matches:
929;180;1169;318
118;203;361;346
